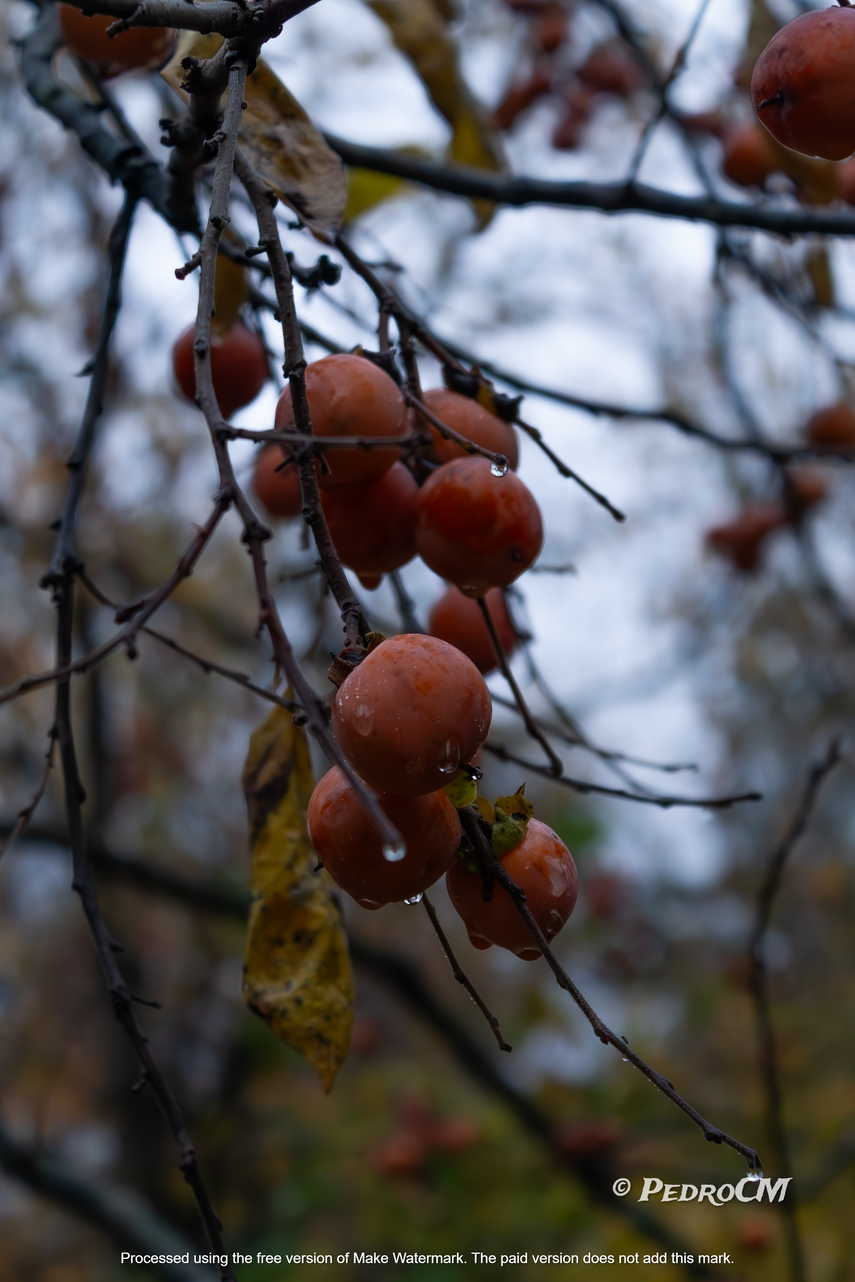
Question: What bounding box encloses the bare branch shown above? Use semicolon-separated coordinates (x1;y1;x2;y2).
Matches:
482;742;761;810
0;730;57;867
0;1119;216;1282
421;892;512;1053
325;136;855;239
748;741;842;1282
458;807;762;1173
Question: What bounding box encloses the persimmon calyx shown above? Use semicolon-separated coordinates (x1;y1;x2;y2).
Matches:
441;775;478;809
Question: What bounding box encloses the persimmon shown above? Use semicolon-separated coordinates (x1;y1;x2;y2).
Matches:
576;43;645;97
494;71;552;131
59;4;175;77
533;3;568;53
421;389;519;470
428;586;517;675
173;322;269;420
785;467;827;519
706;503;786;572
320;461;418;589
721;124;776;188
446;818;578;960
552;86;595;150
414;457;543;598
253;446;302;520
805;402;855;449
307;766;461;908
752;7;855;161
330;633;492;796
274;353;408;490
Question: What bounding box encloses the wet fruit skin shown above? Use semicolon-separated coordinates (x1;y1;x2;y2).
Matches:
721;124;777;188
414;456;543;597
422;388;519;470
320;462;418;589
274;354;408;490
307;767;461;909
428;586;518;675
59;4;175;76
446;818;578;960
173;322;269;420
805;402;855;449
331;634;492;797
253;446;302;519
752;8;855;162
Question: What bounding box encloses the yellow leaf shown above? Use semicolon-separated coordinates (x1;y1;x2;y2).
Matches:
345;168;407;223
161;37;347;240
370;0;503;227
491;806;528;858
242;705;353;1093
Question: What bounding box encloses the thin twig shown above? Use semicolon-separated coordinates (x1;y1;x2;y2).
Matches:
515;418;625;522
482;742;761;809
625;0;713;182
0;729;58;866
388;569;423;634
747;740;842;1282
75;565;302;713
421;892;512;1053
477;597;563;776
0;500;230;710
458;807;762;1172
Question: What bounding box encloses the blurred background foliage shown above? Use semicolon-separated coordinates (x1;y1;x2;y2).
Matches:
3;0;855;1276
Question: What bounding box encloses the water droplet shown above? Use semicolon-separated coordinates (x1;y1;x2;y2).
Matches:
437;739;460;775
622;1057;628;1062
490;457;509;477
382;840;407;863
353;702;375;736
459;762;483;781
746;1165;763;1182
404;892;423;905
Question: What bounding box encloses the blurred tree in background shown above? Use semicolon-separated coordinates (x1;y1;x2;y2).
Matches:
2;0;855;1278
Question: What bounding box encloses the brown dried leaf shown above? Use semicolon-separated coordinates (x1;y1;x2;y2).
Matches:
241;61;347;240
161;37;347;240
242;705;353;1093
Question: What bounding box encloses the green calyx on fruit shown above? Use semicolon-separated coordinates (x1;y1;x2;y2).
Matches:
455;783;532;868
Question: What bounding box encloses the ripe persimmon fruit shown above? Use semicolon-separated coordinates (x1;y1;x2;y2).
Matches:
274;354;408;490
331;634;492;796
59;4;175;77
428;586;518;675
414;456;543;597
253;447;302;520
752;7;855;161
173;322;269;420
421;388;519;470
307;767;461;909
447;818;578;960
321;461;418;589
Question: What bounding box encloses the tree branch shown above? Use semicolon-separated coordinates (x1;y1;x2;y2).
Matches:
458;807;762;1173
324;136;855;239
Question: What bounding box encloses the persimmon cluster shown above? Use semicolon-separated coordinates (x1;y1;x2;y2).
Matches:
704;401;851;573
235;352;578;957
493;0;646;152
